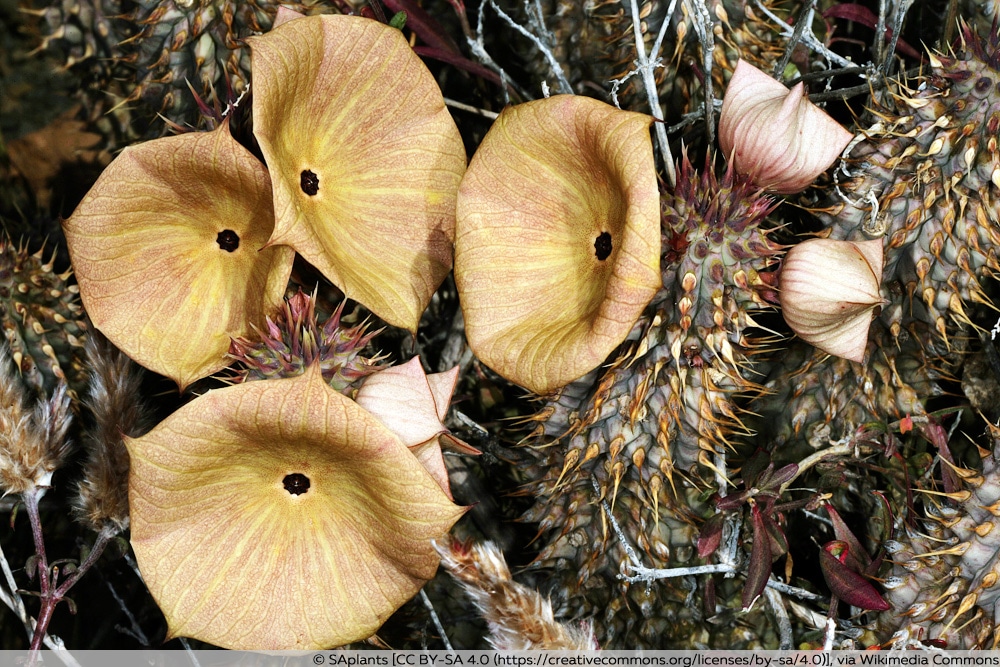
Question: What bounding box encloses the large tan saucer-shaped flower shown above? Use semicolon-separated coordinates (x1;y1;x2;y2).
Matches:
455;95;661;394
126;365;464;650
248;14;467;333
63;122;294;390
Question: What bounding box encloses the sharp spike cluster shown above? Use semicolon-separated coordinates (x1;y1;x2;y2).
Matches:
521;155;782;646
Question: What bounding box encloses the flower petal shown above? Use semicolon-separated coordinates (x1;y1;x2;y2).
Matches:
355;357;448;448
126;366;464;650
249;15;467;332
63;122;294;389
455;95;661;394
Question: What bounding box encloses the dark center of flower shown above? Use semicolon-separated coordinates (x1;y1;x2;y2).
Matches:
282;473;311;496
300;169;320;196
594;231;613;261
216;229;240;252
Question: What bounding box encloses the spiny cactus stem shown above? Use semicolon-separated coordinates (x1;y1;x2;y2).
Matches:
623;0;675;186
419;588;454;652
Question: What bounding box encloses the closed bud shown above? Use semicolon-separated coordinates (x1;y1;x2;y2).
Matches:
719;60;853;194
779;238;886;363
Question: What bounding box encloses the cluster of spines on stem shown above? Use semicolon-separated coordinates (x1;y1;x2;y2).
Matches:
519;155;781;647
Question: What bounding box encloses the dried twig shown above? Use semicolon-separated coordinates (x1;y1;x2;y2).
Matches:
880;0;915;76
420;588;455;651
484;1;572;94
772;0;818;79
753;0;853;68
622;0;676;186
765;585;794;649
685;0;717;146
444;98;500;120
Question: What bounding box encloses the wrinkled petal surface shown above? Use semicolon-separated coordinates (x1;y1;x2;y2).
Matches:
249;15;467;332
63;123;294;389
455;95;661;394
126;366;464;650
719;60;853;194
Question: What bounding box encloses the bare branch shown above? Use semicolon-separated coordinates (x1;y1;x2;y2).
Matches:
420;588;455;651
685;0;717;145
772;0;818;79
880;0;916;76
624;0;676;186
753;0;854;68
486;1;572;94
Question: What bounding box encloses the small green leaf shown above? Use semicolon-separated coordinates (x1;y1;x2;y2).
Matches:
390;11;407;29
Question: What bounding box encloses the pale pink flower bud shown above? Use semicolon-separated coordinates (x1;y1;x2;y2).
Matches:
719;60;853;194
779;238;886;363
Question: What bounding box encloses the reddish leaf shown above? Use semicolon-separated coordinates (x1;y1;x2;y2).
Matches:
742;449;771;488
763;514;789;560
742;503;772;611
819;544;889;611
824;504;870;571
697;512;725;558
871;490;894;546
413;46;506;89
715;489;751;511
822;3;922;59
767;463;799;490
923;419;961;494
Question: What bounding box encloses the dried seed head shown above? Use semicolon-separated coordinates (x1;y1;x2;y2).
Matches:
0;343;72;496
73;331;152;534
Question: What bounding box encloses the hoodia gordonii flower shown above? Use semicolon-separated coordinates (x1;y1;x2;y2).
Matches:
719;59;853;194
249;10;467;332
455;94;661;394
126;366;464;649
779;237;886;363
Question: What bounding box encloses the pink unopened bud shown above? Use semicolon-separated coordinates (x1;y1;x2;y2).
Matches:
779;238;886;363
719;60;853;194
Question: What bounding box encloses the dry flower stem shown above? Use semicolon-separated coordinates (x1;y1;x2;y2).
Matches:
25;488;116;657
485;1;571;94
420;588;454;651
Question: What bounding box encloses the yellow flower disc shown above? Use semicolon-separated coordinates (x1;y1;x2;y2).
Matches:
455;95;661;394
249;15;467;332
126;367;464;649
63;122;294;389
